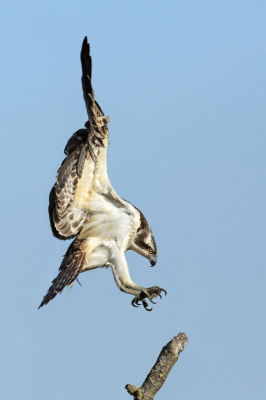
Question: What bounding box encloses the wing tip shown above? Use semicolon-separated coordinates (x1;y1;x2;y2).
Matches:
81;36;90;55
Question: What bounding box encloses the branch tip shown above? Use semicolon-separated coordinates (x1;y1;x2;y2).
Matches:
125;384;142;399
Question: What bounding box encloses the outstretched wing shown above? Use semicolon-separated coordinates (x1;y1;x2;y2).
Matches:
49;38;111;240
81;36;110;162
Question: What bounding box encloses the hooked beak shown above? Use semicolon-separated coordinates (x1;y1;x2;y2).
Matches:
148;255;157;267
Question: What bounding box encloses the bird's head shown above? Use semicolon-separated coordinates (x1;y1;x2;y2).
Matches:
128;211;157;267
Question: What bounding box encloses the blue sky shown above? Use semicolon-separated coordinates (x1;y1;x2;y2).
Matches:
1;1;265;399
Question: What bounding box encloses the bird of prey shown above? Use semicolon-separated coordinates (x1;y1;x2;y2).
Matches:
39;37;166;311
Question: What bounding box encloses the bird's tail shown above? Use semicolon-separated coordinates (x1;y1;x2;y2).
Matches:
38;239;86;308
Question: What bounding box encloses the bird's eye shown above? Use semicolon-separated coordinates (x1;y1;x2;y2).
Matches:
149;249;153;254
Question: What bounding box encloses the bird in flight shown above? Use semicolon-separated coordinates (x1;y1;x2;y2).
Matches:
39;37;166;311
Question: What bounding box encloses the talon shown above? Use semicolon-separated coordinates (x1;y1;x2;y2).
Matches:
131;286;167;311
132;299;140;308
145;306;152;312
142;299;152;311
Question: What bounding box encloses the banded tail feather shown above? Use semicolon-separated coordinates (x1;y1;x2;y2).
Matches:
38;239;86;308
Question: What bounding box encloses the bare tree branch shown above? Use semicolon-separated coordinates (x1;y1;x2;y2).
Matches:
125;332;188;400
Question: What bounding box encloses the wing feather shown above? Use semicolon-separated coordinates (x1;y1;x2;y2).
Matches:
57;148;80;190
80;36;110;162
77;143;89;178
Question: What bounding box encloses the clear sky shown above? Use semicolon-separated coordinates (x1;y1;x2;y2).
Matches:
1;1;265;399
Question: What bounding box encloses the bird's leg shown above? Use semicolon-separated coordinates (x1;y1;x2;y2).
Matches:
110;264;142;297
110;254;167;311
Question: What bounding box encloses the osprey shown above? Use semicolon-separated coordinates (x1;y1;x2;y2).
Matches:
39;37;166;311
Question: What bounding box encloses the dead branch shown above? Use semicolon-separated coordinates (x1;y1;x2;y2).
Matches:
125;332;188;400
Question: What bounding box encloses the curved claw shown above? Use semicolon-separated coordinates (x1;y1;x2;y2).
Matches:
142;300;152;311
131;299;140;308
144;306;152;312
149;298;157;304
162;289;167;296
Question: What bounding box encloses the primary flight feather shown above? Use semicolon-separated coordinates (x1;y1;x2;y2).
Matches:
39;37;166;311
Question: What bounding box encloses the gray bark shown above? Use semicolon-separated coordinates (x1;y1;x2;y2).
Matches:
125;332;188;400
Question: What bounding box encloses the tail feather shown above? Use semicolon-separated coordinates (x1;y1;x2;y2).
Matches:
38;239;85;308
